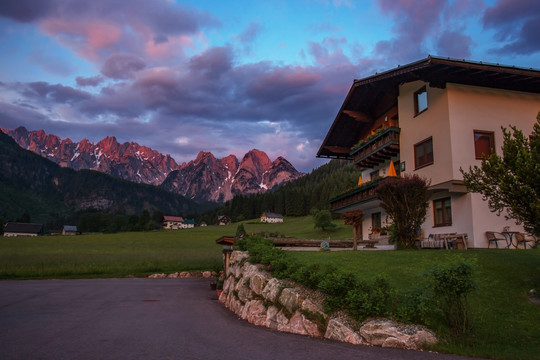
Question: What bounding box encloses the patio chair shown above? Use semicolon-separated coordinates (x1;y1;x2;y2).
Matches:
515;232;534;249
485;231;507;248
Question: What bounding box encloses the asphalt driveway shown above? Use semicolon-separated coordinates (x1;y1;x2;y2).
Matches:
0;278;477;360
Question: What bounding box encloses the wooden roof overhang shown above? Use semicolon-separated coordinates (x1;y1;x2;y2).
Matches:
317;55;540;159
216;236;236;245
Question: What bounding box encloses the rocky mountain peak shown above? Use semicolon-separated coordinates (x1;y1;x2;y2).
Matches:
4;127;304;203
195;151;217;164
97;136;120;152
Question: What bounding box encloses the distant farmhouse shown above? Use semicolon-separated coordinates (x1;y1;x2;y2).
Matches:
4;222;43;237
162;216;184;230
217;215;231;226
181;219;196;229
162;216;197;230
260;212;284;223
62;225;78;235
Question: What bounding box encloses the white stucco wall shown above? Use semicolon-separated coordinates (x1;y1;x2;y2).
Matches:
397;81;539;247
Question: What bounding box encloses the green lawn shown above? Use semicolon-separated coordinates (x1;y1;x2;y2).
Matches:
0;216;338;279
288;249;540;360
0;228;226;279
1;216;538;359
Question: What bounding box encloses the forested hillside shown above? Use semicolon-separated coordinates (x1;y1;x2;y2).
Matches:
197;160;361;224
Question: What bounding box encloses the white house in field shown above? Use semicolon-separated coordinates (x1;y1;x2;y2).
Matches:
3;222;43;237
180;219;196;229
317;56;540;248
162;216;184;230
260;212;284;223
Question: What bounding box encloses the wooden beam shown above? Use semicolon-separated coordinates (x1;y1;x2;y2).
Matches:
342;110;373;123
323;145;351;154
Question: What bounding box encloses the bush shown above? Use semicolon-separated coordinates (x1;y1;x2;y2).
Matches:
394;287;434;324
425;257;476;334
318;270;357;313
290;263;328;289
375;175;429;248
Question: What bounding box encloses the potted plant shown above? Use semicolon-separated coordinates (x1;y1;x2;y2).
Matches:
216;278;224;297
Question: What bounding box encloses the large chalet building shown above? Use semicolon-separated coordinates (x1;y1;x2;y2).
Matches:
318;56;540;248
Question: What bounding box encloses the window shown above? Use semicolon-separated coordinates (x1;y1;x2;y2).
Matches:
371;212;382;232
370;170;380;181
414;86;428;115
433;198;452;226
474;130;495;159
414;137;434;169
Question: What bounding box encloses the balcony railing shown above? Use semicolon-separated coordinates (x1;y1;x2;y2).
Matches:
350;127;400;168
330;177;390;212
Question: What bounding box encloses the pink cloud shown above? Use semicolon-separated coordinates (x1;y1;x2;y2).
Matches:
40;19;122;60
145;35;194;59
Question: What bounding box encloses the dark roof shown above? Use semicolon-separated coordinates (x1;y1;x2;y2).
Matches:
163;216;184;222
216;236;236;245
4;222;43;234
262;212;283;218
317;55;540;159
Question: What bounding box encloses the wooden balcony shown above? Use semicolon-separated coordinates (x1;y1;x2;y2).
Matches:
351;127;400;168
330;177;390;212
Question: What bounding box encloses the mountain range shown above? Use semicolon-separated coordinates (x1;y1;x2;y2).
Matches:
0;130;203;226
2;126;304;202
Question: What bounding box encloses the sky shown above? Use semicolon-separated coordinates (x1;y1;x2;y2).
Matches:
0;0;539;172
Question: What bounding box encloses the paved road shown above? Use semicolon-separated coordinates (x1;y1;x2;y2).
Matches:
0;278;476;360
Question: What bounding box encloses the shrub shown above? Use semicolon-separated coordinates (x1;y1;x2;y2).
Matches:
290;263;328;289
318;270;357;313
343;275;397;321
425;257;476;334
394;287;434;324
375;175;430;248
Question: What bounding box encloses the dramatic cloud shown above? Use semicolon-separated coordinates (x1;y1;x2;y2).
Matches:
1;0;538;172
374;0;447;62
76;75;104;87
22;82;91;104
101;54;146;80
483;0;540;55
0;0;55;22
436;30;472;59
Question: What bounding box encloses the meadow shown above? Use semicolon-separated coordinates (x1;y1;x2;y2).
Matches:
1;216;539;359
0;216;350;279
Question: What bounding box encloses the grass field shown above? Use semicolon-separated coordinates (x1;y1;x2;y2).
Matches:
0;215;347;279
1;215;539;359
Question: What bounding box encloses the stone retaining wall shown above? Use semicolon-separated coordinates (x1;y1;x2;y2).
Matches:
218;251;437;350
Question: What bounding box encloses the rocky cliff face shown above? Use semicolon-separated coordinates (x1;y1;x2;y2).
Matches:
3;126;178;185
161;149;303;202
3;127;304;202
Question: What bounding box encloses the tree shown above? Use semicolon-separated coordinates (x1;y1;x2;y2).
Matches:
236;223;246;237
461;112;540;237
313;209;335;231
16;213;31;223
375;175;430;248
342;210;364;250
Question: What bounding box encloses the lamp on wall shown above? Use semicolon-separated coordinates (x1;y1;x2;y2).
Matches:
388;161;397;177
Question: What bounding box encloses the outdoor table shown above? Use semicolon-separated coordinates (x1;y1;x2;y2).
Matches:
502;231;520;248
443;233;468;250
